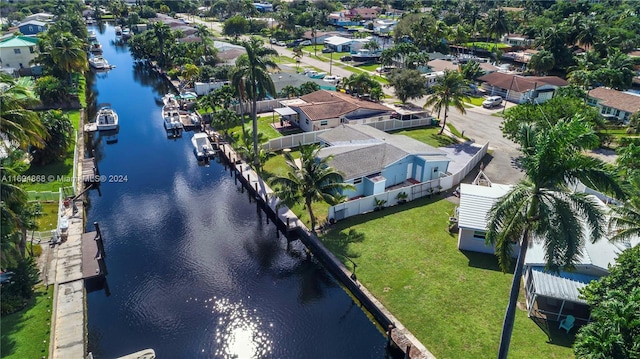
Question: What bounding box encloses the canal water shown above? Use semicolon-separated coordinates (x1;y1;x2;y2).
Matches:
85;24;391;358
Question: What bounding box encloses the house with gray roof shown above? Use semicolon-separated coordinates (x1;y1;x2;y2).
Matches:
456;182;640;326
317;124;451;198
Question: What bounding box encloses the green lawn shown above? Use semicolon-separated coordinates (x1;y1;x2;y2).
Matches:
22;110;80;192
35;202;60;232
321;198;575;359
464;42;510;51
463;96;485;106
1;286;54;359
356;63;380;72
389;126;459;147
225;114;283;146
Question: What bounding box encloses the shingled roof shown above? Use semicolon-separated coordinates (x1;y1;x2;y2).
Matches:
589;87;640;114
317;124;447;179
478;72;568;92
292;90;393;121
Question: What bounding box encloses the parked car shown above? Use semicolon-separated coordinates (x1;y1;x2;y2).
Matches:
276;41;286;46
482;96;503;108
321;48;334;53
270;38;277;44
340;55;352;61
299;40;311;46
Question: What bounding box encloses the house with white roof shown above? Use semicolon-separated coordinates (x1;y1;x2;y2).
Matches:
456;182;640;326
317;124;451;198
324;36;355;53
17;20;48;36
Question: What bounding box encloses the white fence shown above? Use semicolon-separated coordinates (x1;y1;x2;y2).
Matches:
345;117;434;131
262;118;436;151
327;142;489;221
262;130;330;151
72;130;79;194
231;99;283;115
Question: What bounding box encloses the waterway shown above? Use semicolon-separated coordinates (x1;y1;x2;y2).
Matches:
85;24;391;358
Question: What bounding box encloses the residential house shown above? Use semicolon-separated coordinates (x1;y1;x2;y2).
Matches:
502;34;533;47
279;90;394;132
302;30;348;45
0;36;39;70
317;124;451;198
17;20;47;36
477;72;568;104
324;36;356;52
587;87;640;123
327;11;360;27
270;71;336;94
373;19;397;34
457;182;639;326
350;8;380;20
212;41;246;65
23;12;55;22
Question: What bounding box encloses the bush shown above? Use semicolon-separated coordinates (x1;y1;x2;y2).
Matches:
0;295;26;316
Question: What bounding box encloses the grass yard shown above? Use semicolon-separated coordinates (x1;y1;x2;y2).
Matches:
321;198;574;359
22;110;81;192
463;96;485;106
226;114;283;143
356;63;380;72
1;286;54;359
389;126;459;147
464;42;509;51
35;202;60;232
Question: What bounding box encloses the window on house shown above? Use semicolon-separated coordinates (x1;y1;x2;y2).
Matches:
353;178;362;184
29;46;34;53
29;26;33;32
305;119;309;124
433;167;438;173
473;231;486;240
320;120;328;126
14;49;21;54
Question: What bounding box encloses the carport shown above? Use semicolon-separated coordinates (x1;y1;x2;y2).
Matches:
524;266;593;323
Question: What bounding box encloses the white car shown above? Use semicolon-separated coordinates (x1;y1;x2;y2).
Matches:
276;41;286;46
299;40;311;46
482;96;503;108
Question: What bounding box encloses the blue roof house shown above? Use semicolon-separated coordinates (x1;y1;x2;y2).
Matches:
17;20;47;36
317;124;451;198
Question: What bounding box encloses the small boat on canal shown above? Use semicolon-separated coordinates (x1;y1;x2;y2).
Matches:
114;26;122;36
191;133;215;160
89;41;102;53
88;30;97;41
89;56;111;70
95;104;119;131
162;94;184;137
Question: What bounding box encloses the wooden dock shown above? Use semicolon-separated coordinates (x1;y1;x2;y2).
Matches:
81;158;99;183
81;231;105;280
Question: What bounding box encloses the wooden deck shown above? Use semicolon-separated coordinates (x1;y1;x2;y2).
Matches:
81;158;99;183
81;231;104;280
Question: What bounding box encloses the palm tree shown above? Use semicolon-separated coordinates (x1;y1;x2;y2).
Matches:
487;118;624;359
49;32;87;83
0;73;46;150
292;46;303;69
423;70;469;135
234;38;279;167
270;143;355;233
152;21;172;67
486;8;509;53
280;85;299;99
608;173;640;243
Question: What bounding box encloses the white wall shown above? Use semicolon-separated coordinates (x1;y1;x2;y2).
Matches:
0;44;37;68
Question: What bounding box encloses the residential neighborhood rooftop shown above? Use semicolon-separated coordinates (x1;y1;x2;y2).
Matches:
477;72;568;92
588;87;640;114
290;90;392;121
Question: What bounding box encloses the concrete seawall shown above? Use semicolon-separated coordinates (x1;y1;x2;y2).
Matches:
215;140;436;359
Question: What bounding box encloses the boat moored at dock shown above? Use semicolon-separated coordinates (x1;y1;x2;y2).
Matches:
162;94;184;137
95;104;119;131
89;56;112;70
191;133;216;160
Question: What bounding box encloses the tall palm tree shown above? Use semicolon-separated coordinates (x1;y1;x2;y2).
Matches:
292;46;303;69
486;8;509;52
234;38;279;167
270;143;355;233
608;172;640;243
487;118;624;359
0;74;46;149
423;70;469;135
50;32;87;83
152;21;172;67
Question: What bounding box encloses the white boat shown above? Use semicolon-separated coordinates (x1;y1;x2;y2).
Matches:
89;41;102;53
306;70;326;79
95;104;118;131
114;26;122;36
88;30;97;41
89;56;110;69
121;28;131;39
191;133;215;160
162;94;184;137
